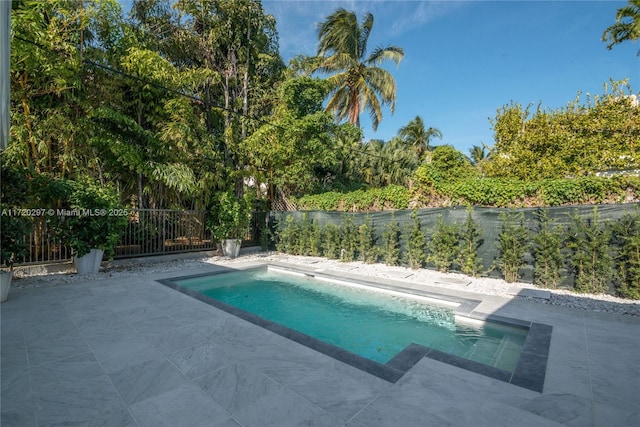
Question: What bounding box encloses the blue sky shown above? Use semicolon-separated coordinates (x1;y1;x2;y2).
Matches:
262;0;639;155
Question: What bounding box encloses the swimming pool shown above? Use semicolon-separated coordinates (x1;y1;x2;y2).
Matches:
160;265;551;392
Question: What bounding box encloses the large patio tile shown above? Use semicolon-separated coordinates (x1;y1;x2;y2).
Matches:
108;358;190;405
592;391;640;427
542;357;592;399
36;404;137;427
56;288;103;311
65;301;117;323
0;369;35;424
108;294;153;314
134;323;209;355
234;388;339;427
589;364;639;407
25;320;91;366
167;341;236;379
239;344;331;386
30;353;127;426
204;319;284;356
1;330;28;369
517;393;595;427
92;336;162;374
1;302;24;334
76;313;142;349
129;383;232;427
30;352;107;391
116;304;173;324
126;312;182;334
21;301;70;327
288;367;382;423
1;408;37;427
194;362;282;415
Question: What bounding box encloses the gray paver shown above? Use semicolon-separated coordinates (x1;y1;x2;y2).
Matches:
2;257;639;426
129;383;231;427
194;362;282;414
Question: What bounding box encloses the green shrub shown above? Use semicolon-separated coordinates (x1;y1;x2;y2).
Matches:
405;209;426;269
531;209;564;288
427;215;459;273
308;219;323;256
322;223;341;259
57;180;128;258
358;215;378;264
340;215;358;262
610;209;640;299
495;211;529;282
275;215;298;253
381;212;401;266
566;207;612;294
297;213;312;255
457;207;484;277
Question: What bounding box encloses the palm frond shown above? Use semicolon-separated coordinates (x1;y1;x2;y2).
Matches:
366;45;404;66
358;12;374;60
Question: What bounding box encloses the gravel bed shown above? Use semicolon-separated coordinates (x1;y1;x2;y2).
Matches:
10;253;640;317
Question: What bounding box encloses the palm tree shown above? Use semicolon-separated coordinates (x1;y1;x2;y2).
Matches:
602;0;640;53
469;145;488;165
398;115;442;158
315;8;404;130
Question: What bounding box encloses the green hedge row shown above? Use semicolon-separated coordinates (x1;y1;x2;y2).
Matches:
417;174;640;208
291;176;640;212
273;207;640;300
293;184;410;211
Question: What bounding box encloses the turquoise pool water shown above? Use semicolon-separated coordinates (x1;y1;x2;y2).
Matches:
177;268;527;371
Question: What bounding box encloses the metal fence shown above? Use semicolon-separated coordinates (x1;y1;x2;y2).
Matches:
18;209;266;265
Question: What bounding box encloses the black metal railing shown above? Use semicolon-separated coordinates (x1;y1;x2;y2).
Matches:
17;209;266;265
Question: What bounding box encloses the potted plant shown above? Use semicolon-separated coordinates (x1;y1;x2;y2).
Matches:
206;191;251;258
55;180;127;274
0;213;30;302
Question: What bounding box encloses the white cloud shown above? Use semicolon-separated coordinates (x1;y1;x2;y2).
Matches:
264;1;473;60
387;1;468;36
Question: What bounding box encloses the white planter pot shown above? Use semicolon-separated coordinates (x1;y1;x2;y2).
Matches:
0;270;12;303
221;239;242;259
73;248;104;275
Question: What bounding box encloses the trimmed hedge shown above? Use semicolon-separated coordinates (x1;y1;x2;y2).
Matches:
290;175;640;212
272;205;640;300
416;174;640;208
293;184;410;211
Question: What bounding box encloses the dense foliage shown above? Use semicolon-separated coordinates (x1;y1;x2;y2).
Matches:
293;185;410;211
484;81;640;180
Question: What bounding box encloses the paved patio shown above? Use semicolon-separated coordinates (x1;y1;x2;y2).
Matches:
1;257;639;426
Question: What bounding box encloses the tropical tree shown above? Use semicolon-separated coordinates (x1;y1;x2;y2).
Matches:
398;115;442;158
468;144;488;165
241;76;340;199
602;0;640;53
315;8;404;130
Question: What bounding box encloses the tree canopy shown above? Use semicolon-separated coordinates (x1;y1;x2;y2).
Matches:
483;80;640;180
603;0;640;53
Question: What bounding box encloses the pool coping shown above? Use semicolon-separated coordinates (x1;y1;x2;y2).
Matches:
157;263;551;393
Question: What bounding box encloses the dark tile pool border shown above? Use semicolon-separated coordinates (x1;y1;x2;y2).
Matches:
157;264;551;392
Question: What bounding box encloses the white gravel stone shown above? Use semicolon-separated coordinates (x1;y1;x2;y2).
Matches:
10;252;640;317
